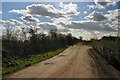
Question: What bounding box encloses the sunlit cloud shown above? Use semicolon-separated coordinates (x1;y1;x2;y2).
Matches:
85;11;107;21
2;2;119;40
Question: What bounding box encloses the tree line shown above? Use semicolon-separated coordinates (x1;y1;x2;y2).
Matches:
2;27;79;68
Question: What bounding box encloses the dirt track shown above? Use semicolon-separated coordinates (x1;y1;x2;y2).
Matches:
7;44;99;78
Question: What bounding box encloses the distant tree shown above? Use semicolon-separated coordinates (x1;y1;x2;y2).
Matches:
66;33;73;45
79;36;83;42
49;29;57;39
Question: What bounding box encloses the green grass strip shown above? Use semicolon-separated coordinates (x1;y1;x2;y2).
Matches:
2;48;66;76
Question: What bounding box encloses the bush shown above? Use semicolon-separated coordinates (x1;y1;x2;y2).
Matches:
92;36;120;70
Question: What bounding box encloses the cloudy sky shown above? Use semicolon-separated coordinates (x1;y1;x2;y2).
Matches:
0;0;120;40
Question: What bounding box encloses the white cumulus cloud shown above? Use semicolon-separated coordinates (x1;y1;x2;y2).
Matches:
66;21;117;32
85;11;107;21
20;16;40;22
9;3;80;19
94;0;116;9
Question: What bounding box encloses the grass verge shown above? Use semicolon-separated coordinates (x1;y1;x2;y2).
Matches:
2;48;66;76
89;49;120;78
